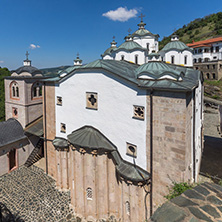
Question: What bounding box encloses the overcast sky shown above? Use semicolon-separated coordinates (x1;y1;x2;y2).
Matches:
0;0;221;70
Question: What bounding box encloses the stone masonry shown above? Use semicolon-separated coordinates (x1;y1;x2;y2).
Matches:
149;182;222;222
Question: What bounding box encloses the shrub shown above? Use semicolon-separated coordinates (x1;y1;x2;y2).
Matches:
165;181;194;200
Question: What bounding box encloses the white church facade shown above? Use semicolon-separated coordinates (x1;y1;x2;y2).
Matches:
1;16;204;222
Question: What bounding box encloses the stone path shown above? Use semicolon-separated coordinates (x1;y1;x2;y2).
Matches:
0;165;77;222
200;106;222;179
149;182;222;222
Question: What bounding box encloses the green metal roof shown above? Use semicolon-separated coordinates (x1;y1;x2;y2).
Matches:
24;116;43;137
52;137;69;148
161;40;193;52
132;28;152;37
102;47;114;57
67;125;116;151
53;125;150;183
114;41;145;51
75;59;201;92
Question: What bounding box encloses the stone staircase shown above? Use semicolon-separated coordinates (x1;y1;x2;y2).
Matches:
25;139;43;167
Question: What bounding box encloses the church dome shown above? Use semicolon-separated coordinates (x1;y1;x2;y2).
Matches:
114;41;144;52
11;52;43;77
161;40;192;52
12;66;43;77
136;61;182;81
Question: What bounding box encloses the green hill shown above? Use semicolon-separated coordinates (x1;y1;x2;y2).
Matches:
0;67;10;121
159;12;222;49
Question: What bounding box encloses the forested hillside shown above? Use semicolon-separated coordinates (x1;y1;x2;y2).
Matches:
159;12;222;49
0;67;10;121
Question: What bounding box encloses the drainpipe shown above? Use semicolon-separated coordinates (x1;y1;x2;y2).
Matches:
193;90;196;181
43;82;48;174
150;90;153;216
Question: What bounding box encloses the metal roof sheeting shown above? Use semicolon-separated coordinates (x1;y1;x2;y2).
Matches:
77;60;200;92
53;125;150;183
161;41;192;52
24;116;43;137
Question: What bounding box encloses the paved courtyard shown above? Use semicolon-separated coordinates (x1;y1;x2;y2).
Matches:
0;165;77;222
200;105;222;180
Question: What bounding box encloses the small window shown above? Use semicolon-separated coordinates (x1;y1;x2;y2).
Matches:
204;48;209;53
133;105;144;120
204;58;209;62
213;65;216;69
216;46;219;52
196;67;198;70
213;56;217;60
60;123;66;133
198;58;202;63
206;73;210;79
171;56;174;64
207;65;210;69
86;187;93;200
126;201;130;215
213;73;216;79
126;142;137;158
57;96;62;106
86;92;98;110
147;43;149;51
211;47;214;53
135;55;138;64
121;55;124;61
184;56;187;65
12;107;18;118
193;59;197;63
198;49;202;53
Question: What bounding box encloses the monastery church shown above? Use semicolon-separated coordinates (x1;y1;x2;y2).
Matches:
1;15;203;221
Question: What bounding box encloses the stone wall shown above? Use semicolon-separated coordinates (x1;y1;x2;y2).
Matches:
146;91;194;210
55;147;149;222
43;83;57;178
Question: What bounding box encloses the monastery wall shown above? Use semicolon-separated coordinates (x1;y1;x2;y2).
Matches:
55;147;149;222
146;91;193;210
43;83;57;178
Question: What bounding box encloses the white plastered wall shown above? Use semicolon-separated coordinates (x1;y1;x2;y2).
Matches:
115;50;146;65
55;70;147;169
133;36;158;52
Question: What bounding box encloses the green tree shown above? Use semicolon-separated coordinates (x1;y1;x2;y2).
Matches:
0;67;10;121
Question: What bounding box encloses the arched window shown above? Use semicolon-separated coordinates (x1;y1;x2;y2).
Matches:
121;55;124;61
135;55;138;64
86;187;93;200
32;82;42;99
206;73;210;79
198;58;202;63
193;59;197;63
171;56;175;64
213;73;216;79
10;81;19;99
184;56;187;65
126;201;130;215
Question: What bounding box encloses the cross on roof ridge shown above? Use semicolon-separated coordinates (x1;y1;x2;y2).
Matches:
139;13;145;22
26;51;29;60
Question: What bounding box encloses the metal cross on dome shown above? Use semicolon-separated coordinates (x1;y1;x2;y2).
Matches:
139;13;145;22
26;51;29;60
128;28;132;34
113;36;115;40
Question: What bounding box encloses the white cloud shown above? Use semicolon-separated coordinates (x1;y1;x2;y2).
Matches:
29;44;40;50
102;7;138;22
0;61;4;63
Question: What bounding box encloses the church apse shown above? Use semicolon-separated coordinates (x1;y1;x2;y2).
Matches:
52;126;150;222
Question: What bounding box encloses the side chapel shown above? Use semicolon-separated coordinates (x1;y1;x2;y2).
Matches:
2;14;203;222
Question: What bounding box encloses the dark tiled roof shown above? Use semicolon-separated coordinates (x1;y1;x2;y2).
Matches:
13;66;42;76
0;118;28;148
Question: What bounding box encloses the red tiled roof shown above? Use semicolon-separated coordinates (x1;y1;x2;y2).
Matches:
187;37;222;48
